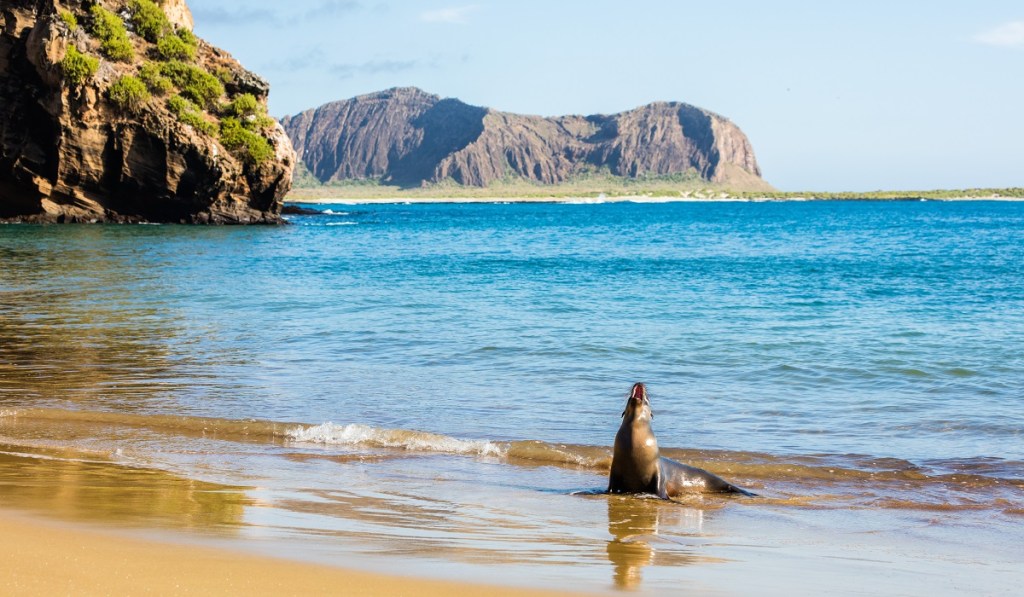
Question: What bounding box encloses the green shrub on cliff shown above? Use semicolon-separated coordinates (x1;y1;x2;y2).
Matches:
223;93;276;131
225;93;260;118
58;9;78;31
139;62;173;94
166;94;191;115
130;0;199;61
129;0;172;43
88;5;134;62
220;117;274;165
60;45;99;86
213;67;234;85
109;75;151;113
167;94;218;135
176;28;199;50
157;33;195;61
159;61;224;108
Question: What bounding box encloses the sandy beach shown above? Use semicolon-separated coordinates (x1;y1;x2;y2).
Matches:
0;509;589;596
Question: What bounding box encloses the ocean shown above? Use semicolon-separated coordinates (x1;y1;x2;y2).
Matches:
1;200;1022;594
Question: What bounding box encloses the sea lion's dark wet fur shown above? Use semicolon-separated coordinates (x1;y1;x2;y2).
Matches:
608;383;755;498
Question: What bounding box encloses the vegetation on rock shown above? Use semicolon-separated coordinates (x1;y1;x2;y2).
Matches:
58;9;78;31
167;94;218;135
156;33;195;61
159;60;224;108
139;62;173;95
220;117;275;165
128;0;172;43
109;75;151;113
1;0;294;224
61;2;281;171
223;93;275;130
88;5;134;62
213;67;234;85
60;44;99;86
176;28;198;50
224;93;259;117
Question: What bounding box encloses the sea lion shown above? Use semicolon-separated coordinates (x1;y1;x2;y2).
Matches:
608;382;755;498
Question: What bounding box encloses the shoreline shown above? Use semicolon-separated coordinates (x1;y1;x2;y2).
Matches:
0;508;592;596
284;194;1024;205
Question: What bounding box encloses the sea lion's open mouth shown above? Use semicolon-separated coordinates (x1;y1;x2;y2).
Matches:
630;383;647;404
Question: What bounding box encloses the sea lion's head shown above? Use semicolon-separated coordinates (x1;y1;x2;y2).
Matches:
621;382;653;422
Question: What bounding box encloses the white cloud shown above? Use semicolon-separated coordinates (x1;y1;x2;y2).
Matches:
420;5;478;24
974;21;1024;48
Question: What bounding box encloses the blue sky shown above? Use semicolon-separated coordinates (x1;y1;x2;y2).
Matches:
190;1;1024;191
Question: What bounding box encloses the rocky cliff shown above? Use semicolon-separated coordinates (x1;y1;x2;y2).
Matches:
282;87;768;190
0;0;294;223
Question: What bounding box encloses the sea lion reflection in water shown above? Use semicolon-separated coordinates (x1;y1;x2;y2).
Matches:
606;496;712;589
609;382;755;498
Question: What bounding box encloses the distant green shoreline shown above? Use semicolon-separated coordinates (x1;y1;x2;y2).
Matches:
286;184;1024;204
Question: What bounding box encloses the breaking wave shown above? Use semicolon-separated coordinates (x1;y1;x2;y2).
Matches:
286;422;506;457
2;407;1022;512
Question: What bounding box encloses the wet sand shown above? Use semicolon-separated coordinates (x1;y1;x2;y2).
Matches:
0;433;1020;596
0;509;590;597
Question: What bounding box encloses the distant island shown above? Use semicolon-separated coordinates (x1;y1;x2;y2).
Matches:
281;87;772;198
281;88;1020;203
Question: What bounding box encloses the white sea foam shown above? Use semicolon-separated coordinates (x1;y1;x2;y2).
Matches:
558;196;608;205
286;422;507;457
0;449;63;461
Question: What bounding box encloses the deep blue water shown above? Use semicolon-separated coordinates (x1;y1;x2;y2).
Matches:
2;200;1023;462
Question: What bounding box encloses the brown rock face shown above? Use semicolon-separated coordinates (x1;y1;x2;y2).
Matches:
161;0;193;31
282;87;768;190
0;0;294;223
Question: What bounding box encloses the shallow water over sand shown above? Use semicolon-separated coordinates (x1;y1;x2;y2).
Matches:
1;201;1023;593
0;414;1020;594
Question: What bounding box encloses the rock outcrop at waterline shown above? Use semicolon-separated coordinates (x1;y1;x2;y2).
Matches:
282;87;769;190
0;0;294;223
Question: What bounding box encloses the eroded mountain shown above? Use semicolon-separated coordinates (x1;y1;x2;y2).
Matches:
282;87;768;190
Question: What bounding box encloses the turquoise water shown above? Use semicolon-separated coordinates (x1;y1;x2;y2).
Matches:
3;201;1021;459
1;200;1023;593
